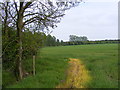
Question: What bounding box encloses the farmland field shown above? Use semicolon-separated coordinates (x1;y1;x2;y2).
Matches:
7;44;118;88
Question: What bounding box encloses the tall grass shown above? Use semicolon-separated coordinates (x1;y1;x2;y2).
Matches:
6;44;118;88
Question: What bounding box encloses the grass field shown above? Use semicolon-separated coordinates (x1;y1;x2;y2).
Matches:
6;44;118;88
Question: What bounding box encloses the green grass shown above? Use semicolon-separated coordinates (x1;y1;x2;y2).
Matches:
2;70;16;87
6;44;118;88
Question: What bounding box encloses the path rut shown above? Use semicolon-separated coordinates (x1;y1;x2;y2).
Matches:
56;58;91;88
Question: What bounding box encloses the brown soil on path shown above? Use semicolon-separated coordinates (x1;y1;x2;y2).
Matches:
56;58;91;88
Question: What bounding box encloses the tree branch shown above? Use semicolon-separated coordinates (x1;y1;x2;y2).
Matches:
23;13;40;17
23;2;32;11
23;16;40;25
50;14;65;19
24;19;36;25
20;2;24;8
8;10;17;23
13;0;18;14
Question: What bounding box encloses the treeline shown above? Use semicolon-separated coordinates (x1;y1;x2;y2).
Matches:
45;35;120;46
62;40;120;46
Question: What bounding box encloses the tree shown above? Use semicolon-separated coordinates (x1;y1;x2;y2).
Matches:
81;36;88;41
45;34;52;46
69;35;88;42
45;34;57;46
56;39;60;46
61;40;64;45
1;0;82;80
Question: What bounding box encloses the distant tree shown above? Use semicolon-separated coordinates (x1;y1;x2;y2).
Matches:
69;35;77;41
61;40;64;45
52;36;56;46
45;34;57;46
56;39;60;46
81;36;88;41
45;34;52;46
69;35;88;42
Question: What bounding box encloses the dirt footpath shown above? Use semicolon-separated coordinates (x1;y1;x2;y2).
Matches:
56;58;91;88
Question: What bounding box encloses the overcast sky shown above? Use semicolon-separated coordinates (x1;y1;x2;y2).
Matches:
51;0;119;41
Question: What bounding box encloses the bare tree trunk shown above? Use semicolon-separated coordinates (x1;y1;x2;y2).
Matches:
17;28;23;80
33;55;35;76
15;2;32;80
17;23;23;80
18;37;23;79
17;9;24;80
